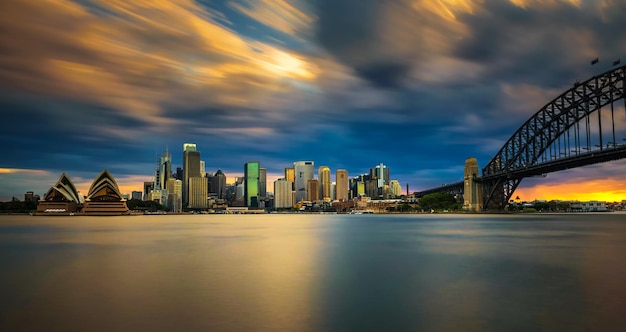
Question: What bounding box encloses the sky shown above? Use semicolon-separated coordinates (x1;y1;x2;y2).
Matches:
1;0;626;202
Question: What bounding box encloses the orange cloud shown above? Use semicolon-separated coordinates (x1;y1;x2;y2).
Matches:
229;0;315;36
0;0;319;134
509;0;581;9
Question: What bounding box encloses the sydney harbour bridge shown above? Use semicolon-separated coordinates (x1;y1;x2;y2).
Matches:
417;65;626;211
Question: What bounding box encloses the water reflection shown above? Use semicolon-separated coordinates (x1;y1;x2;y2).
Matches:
1;214;626;331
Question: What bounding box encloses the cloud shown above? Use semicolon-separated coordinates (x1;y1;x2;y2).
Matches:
0;0;320;128
1;0;625;201
314;0;473;88
229;0;314;37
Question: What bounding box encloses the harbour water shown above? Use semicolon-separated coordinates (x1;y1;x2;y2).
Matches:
1;213;626;331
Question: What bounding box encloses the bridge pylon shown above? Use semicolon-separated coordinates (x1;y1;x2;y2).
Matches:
462;157;483;212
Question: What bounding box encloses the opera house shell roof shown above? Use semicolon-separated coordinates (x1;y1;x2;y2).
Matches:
86;169;125;201
37;170;129;215
43;173;85;204
82;169;129;215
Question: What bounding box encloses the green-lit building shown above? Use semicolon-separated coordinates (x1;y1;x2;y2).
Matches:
244;162;260;208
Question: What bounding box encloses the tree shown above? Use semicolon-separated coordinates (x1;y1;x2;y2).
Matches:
126;199;169;212
418;192;458;211
533;201;550;212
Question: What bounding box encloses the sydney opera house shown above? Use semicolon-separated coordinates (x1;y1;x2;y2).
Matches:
36;169;129;215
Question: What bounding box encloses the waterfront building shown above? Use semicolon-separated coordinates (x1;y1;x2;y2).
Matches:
155;148;171;191
336;169;349;201
143;181;154;201
183;143;201;206
166;178;182;212
131;191;143;200
151;149;171;203
307;179;319;202
285;167;295;189
294;161;314;202
245;162;260;208
274;178;294;209
188;177;208;209
259;167;267;198
236;182;245;201
370;163;390;188
318;166;331;200
330;182;336;201
36;173;83;214
208;170;227;199
365;178;379;199
389;180;402;197
570;201;608;212
81;169;129;215
200;160;206;177
175;167;183;181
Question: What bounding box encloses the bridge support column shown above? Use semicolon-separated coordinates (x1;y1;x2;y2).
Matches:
463;157;483;212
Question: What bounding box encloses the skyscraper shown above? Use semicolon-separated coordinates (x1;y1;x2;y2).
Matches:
259;167;267;198
294;161;314;203
188;177;208;209
208;170;227;199
244;162;260;208
274;178;293;209
183;143;201;207
370;163;390;188
307;179;319;202
336;169;349;201
389;180;402;197
143;181;154;201
318;166;331;200
159;148;171;191
166;178;183;212
285;167;295;184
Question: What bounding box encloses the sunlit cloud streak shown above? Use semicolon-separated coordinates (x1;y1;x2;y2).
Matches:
0;0;625;201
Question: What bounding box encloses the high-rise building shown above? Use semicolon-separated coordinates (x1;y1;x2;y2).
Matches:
183;143;201;206
188;177;207;209
350;175;366;198
208;170;227;199
294;161;314;203
175;167;183;181
259;168;267;198
285;167;295;185
200;160;206;177
370;163;390;188
131;191;143;200
307;179;319;202
166;178;183;212
24;191;34;202
365;178;379;199
143;181;154;201
274;178;293;209
336;169;349;201
244;162;260;208
389;180;402;197
159;148;171;191
318;166;331;200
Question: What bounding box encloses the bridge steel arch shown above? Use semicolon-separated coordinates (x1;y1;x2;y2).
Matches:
482;65;626;210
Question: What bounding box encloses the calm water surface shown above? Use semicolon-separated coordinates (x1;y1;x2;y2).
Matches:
1;213;626;331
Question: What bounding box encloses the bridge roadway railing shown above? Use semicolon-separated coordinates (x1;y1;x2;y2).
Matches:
415;181;464;198
480;145;626;181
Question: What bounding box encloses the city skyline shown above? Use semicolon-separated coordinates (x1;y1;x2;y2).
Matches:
1;1;626;202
